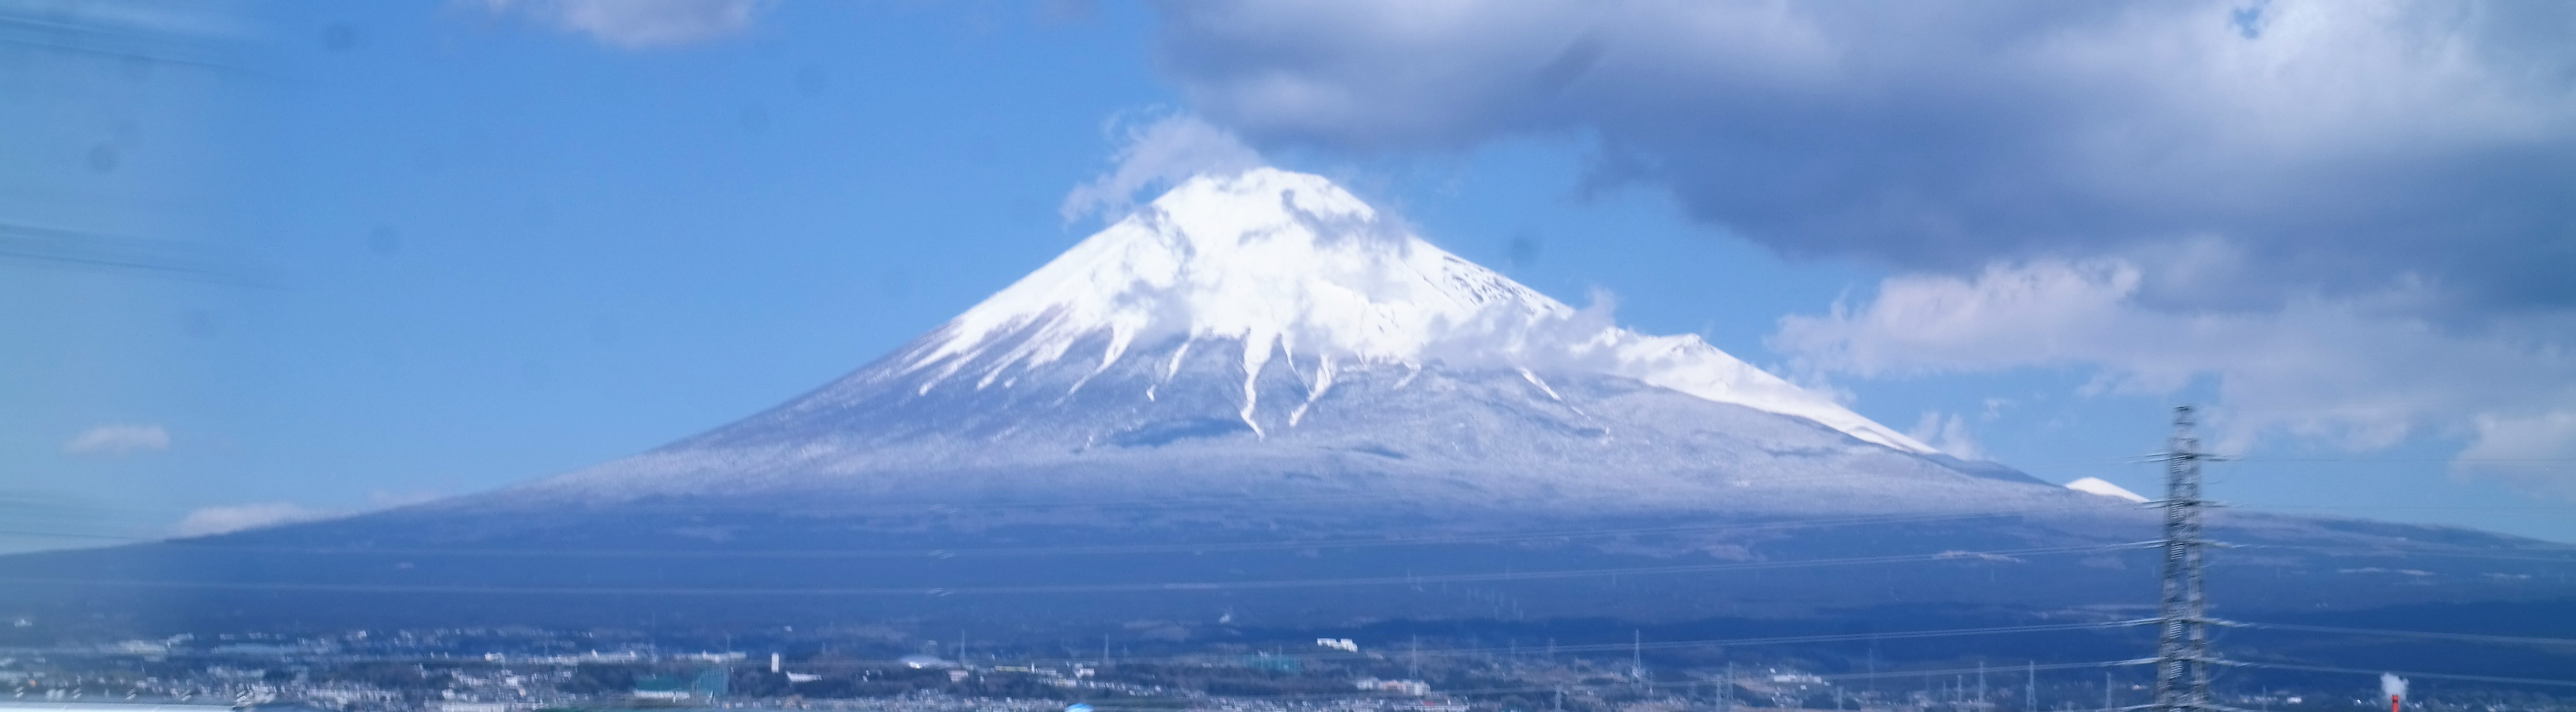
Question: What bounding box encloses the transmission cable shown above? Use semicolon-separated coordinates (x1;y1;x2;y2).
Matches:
0;541;2151;596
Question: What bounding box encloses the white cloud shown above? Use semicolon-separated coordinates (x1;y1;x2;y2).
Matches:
2455;411;2576;498
169;502;335;538
1769;257;2576;463
1154;0;2576;310
366;489;443;509
60;424;170;457
1149;0;2576;500
476;0;763;49
1061;113;1266;223
1908;411;1985;461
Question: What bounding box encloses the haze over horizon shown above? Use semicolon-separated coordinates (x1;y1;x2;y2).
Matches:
7;0;2576;552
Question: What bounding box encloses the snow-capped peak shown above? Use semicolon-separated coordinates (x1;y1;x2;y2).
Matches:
900;168;1935;454
2065;477;2150;502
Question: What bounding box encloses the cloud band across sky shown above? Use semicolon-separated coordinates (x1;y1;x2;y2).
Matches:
1767;259;2574;467
1146;0;2576;496
1151;0;2576;308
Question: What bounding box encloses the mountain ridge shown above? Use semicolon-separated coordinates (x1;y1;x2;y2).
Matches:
467;167;2000;513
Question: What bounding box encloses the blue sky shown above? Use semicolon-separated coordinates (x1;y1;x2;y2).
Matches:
6;0;2573;551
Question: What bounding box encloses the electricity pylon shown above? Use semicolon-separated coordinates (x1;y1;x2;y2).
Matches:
2152;406;2218;712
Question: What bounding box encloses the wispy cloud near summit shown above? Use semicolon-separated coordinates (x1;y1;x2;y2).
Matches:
1061;113;1265;224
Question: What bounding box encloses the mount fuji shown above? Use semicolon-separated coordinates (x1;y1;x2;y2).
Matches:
501;168;2022;517
5;170;2570;634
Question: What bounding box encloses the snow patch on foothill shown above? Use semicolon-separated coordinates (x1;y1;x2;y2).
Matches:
2065;477;2150;503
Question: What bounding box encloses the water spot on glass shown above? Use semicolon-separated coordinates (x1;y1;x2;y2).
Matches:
367;226;402;256
184;310;221;339
120;55;154;84
523;197;553;228
1038;0;1097;24
321;23;358;52
1507;231;1543;269
881;269;913;301
412;146;446;174
85;143;120;173
794;64;828;96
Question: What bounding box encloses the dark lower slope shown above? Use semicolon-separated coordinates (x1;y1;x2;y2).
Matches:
2;497;2566;638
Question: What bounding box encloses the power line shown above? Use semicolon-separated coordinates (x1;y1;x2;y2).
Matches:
2219;661;2576;689
2240;544;2576;564
1360;620;2158;661
1057;660;2163;703
19;619;2564;687
1818;659;2156;682
2232;622;2576;647
405;465;2116;516
0;505;2133;557
2230;457;2576;464
0;468;2137;523
0;529;137;540
16;521;2573;558
8;621;2160;668
0;542;2151;596
8;531;2559;568
2253;506;2576;511
147;507;2116;559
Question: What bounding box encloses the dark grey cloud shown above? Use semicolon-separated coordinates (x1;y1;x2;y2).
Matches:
1153;0;2576;308
1153;0;2576;475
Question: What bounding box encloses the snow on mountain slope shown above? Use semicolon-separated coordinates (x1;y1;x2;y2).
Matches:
486;168;2063;515
892;168;1929;452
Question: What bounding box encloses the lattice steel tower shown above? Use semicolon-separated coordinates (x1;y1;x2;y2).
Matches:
2153;406;2215;712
